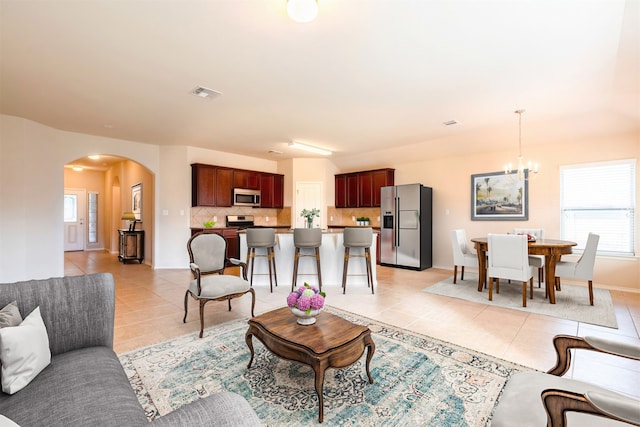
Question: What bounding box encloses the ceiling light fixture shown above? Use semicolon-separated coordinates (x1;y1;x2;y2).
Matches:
504;109;538;181
88;154;100;160
72;166;83;172
289;141;332;156
190;86;222;100
287;0;318;23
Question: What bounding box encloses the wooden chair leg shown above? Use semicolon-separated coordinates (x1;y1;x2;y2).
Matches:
496;278;500;294
183;290;190;323
522;281;527;307
249;248;256;285
530;277;534;299
198;300;207;339
342;247;349;293
588;280;594;305
270;247;278;287
266;248;273;293
366;248;374;294
453;265;458;284
488;277;494;301
315;247;322;292
291;248;300;291
461;266;465;281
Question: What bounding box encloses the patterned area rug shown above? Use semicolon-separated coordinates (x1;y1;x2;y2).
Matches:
119;307;528;426
424;275;617;329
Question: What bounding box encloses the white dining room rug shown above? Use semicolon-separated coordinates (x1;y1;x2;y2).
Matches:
423;275;617;329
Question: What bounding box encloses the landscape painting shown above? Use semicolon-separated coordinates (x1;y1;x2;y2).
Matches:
471;170;528;220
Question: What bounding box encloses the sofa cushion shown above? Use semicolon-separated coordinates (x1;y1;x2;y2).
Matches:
0;301;22;328
0;346;147;427
0;307;51;394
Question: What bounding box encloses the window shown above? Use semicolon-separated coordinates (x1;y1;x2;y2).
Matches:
560;159;635;256
88;192;98;244
63;194;77;222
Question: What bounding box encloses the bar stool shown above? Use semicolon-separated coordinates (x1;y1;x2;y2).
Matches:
342;227;374;294
291;228;322;291
246;228;278;293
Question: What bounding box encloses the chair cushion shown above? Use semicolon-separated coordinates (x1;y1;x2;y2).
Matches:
491;371;631;427
528;255;544;268
190;275;251;299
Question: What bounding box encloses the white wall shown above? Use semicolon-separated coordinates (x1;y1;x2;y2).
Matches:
0;115;159;282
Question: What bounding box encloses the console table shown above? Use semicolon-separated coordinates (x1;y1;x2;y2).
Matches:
118;229;144;264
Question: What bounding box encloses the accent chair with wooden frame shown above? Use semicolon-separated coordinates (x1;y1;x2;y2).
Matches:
487;233;535;307
185;232;256;338
491;334;640;427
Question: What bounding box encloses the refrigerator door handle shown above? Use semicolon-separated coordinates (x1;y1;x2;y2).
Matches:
395;197;400;247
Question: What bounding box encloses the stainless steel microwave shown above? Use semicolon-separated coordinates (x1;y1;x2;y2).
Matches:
233;188;261;207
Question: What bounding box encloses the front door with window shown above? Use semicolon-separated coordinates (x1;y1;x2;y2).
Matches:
64;189;86;251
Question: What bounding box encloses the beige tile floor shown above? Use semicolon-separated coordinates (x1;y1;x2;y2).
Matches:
64;250;640;399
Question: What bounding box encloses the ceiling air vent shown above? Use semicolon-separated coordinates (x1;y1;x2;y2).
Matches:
443;120;459;126
190;86;222;100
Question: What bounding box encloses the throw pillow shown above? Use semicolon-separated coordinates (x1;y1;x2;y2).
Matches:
0;414;21;426
0;302;22;329
0;306;51;394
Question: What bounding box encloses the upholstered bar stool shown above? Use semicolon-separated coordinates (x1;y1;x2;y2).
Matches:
291;228;322;291
342;227;374;294
246;228;278;293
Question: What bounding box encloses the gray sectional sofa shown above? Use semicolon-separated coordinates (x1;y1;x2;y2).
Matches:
0;273;261;426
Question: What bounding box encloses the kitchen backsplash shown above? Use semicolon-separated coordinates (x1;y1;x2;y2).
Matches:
191;206;380;228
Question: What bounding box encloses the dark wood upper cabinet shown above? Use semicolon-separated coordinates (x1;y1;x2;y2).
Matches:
335;175;347;208
192;164;216;206
233;170;260;190
372;169;394;206
346;174;359;207
335;168;394;208
191;163;233;207
260;173;285;208
215;167;234;207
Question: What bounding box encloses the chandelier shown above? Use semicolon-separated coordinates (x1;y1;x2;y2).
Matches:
504;109;538;181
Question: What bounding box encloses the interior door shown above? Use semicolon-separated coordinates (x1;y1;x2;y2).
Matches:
64;189;86;251
295;182;322;228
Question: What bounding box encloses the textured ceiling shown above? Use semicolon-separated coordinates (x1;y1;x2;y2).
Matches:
1;0;638;166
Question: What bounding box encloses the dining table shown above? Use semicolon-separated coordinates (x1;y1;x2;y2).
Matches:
470;237;577;304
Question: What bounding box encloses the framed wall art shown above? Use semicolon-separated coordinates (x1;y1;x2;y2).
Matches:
471;170;528;221
131;183;142;221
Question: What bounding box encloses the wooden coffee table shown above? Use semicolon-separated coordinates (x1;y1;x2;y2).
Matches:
245;307;375;423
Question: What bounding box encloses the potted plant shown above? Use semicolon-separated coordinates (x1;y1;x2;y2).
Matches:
300;208;320;228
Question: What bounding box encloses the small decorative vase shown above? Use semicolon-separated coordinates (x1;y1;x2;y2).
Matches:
290;307;321;325
306;218;313;228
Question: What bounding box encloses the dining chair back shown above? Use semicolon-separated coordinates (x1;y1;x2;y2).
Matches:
342;227;374;294
450;229;478;284
487;233;535;307
514;227;545;288
554;233;600;305
291;228;323;291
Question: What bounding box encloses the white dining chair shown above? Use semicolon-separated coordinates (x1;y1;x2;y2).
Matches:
487;233;536;307
450;229;478;284
514;227;545;287
554;233;600;305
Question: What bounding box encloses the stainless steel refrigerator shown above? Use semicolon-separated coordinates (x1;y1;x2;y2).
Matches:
380;183;432;270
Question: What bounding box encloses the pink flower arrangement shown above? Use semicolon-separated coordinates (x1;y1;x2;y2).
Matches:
287;282;326;314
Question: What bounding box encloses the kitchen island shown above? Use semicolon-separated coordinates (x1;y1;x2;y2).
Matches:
239;229;377;289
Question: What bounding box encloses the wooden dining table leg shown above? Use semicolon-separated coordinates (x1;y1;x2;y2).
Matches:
545;253;558;304
474;243;486;292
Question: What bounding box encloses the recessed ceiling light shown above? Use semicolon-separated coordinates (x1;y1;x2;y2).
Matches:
88;155;100;160
72;166;83;172
191;86;222;100
443;120;459;126
268;150;283;154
